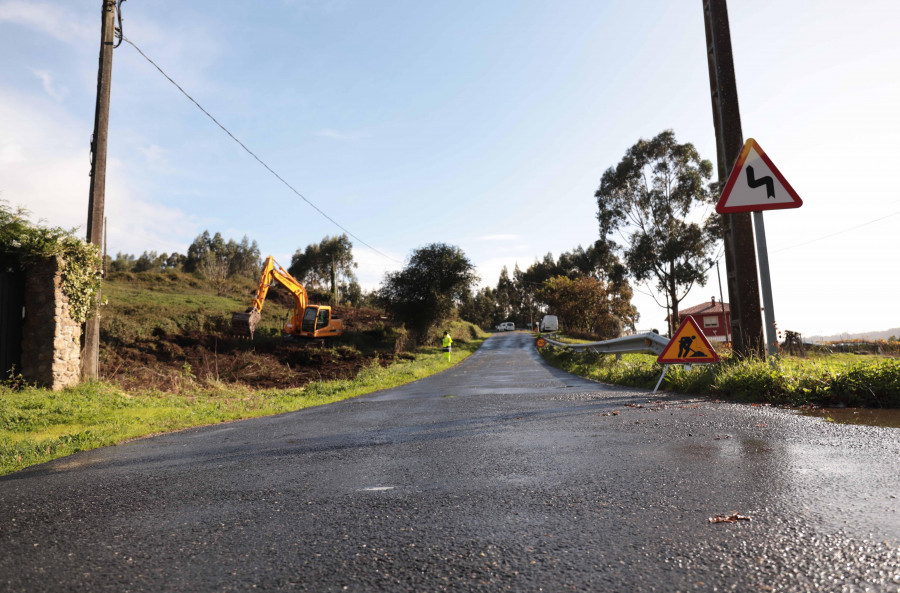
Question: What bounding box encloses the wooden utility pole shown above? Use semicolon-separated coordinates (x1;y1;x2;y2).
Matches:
702;0;764;358
83;0;117;380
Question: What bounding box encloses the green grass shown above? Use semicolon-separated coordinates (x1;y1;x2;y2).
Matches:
1;269;491;476
101;271;291;342
539;347;900;408
541;334;595;344
0;338;482;476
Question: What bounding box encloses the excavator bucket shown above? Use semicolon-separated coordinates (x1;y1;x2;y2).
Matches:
231;309;261;338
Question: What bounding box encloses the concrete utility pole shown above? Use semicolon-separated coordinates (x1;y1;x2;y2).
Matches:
702;0;764;358
83;0;117;380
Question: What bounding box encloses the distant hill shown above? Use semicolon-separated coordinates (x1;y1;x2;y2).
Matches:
806;328;900;343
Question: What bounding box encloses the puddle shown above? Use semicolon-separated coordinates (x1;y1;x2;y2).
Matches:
798;408;900;429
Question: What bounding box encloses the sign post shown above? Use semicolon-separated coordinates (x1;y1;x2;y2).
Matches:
753;211;777;357
716;139;802;357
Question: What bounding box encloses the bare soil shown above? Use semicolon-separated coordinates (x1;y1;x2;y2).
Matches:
100;307;405;392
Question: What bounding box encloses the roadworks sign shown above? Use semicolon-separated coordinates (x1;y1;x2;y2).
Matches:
716;138;803;214
657;316;720;364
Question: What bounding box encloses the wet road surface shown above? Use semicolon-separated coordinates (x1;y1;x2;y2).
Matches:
1;332;898;591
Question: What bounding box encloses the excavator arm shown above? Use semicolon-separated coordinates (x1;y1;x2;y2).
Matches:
232;256;308;338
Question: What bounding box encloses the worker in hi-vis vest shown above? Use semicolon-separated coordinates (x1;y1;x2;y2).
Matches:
442;331;452;360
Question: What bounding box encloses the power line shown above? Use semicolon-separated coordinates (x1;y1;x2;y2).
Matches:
770;209;900;253
120;35;402;264
704;208;900;263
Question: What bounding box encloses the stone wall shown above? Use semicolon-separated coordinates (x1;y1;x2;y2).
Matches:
21;256;82;390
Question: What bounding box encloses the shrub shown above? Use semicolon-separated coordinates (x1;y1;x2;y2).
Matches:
1;201;102;323
540;347;900;408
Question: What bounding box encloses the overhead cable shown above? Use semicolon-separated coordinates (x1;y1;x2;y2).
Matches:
770;209;900;253
121;35;402;264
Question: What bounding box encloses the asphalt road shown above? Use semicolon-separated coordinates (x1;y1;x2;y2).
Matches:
1;332;898;592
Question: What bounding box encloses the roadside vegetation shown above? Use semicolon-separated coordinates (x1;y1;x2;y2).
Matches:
540;345;900;408
1;211;489;475
1;319;486;477
460;243;636;337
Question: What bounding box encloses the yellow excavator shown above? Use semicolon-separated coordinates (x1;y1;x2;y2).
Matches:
231;256;343;339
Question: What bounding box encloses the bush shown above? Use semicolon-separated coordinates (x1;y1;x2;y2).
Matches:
540;347;900;408
1;201;102;323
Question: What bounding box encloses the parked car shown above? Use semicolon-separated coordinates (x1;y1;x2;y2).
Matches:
540;315;558;332
497;321;515;332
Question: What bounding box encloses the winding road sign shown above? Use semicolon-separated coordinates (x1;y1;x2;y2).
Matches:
716;138;803;213
657;316;719;364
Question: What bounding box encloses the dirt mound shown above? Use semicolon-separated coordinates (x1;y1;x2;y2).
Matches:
101;332;400;392
98;271;406;393
331;306;392;330
100;307;402;393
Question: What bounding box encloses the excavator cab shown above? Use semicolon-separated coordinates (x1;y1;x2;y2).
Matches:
299;305;342;338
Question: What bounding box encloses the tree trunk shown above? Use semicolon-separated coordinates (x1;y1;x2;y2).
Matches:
330;256;337;305
664;289;672;336
668;263;679;336
670;294;679;335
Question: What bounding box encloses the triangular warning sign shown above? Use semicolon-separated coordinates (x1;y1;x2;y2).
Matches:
716;138;803;214
657;316;720;364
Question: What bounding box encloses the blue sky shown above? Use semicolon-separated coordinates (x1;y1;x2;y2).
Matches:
2;0;899;337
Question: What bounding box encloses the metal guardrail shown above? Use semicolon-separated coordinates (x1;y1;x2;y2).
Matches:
540;332;669;356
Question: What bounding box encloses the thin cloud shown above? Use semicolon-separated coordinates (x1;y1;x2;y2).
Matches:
0;93;199;256
29;69;68;102
316;128;363;141
352;245;404;291
477;234;520;242
0;1;93;43
474;256;532;289
281;0;349;13
0;142;26;164
138;144;168;165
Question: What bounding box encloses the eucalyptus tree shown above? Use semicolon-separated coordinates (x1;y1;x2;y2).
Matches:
289;234;357;303
595;130;718;333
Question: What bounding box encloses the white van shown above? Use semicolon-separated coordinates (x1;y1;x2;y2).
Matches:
540;315;558;332
497;321;515;332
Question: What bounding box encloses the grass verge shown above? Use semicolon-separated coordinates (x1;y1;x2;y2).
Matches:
0;338;482;477
539;347;900;409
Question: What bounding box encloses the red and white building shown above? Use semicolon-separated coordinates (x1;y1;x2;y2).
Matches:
670;297;731;343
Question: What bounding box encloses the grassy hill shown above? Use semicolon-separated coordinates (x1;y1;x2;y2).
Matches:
97;270;479;393
101;270;293;343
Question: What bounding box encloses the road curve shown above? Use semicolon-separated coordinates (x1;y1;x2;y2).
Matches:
1;332;898;591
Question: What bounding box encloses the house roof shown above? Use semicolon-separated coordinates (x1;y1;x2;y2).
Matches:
679;299;730;317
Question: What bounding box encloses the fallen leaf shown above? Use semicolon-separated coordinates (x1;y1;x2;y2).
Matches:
708;512;752;524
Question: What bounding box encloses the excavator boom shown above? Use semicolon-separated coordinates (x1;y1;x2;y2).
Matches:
231;256;342;339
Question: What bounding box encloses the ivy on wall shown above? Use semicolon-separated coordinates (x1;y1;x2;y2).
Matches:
1;201;102;323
